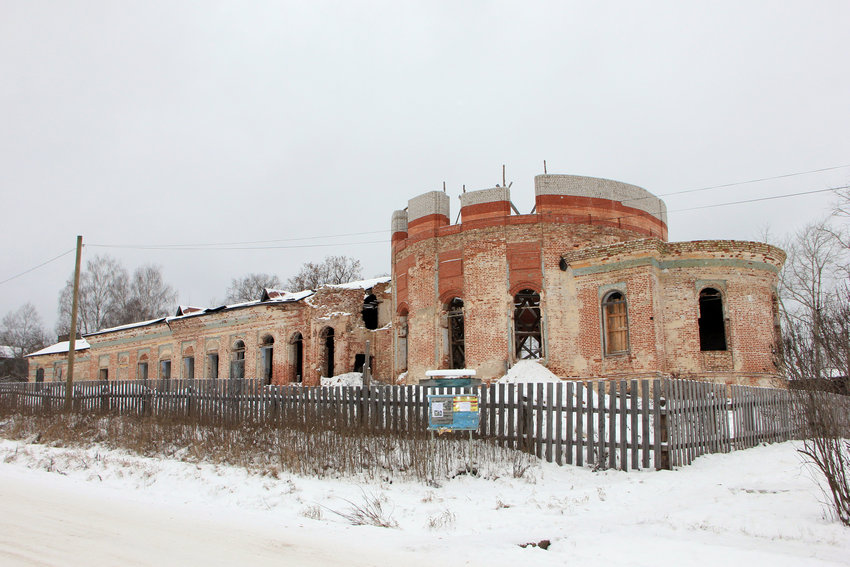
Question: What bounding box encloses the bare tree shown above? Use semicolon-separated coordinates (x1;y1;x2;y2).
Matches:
0;303;49;358
57;256;178;333
57;255;128;335
225;273;281;303
776;211;850;527
286;256;362;291
114;264;178;324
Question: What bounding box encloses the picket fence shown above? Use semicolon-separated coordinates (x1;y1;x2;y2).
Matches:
0;377;804;471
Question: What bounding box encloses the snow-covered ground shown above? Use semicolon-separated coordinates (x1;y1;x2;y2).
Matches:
0;439;847;566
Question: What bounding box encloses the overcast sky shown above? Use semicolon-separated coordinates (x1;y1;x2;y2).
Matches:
1;1;849;335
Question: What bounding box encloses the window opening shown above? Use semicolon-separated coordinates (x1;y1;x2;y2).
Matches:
321;327;335;377
446;297;465;369
99;368;108;381
699;288;727;351
160;359;171;380
230;340;245;379
514;289;543;359
353;353;374;373
397;313;408;372
603;291;629;355
260;335;274;385
207;353;219;380
183;356;195;380
36;368;44;383
290;333;303;383
362;294;379;330
138;361;148;381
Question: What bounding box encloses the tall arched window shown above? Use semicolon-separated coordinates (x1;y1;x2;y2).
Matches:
320;327;335;377
699;288;727;351
362;294;379;330
446;297;465;369
602;291;629;355
230;340;245;379
260;335;274;384
514;289;543;359
289;332;303;383
397;309;409;373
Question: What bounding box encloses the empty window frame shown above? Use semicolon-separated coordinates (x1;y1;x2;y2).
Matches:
397;311;408;372
260;335;274;384
362;294;379;330
137;357;149;381
320;327;335;378
230;340;245;379
206;353;219;380
99;368;109;381
514;289;543;359
446;297;465;369
290;333;303;383
698;288;727;351
183;356;195;380
160;359;172;380
35;368;44;383
602;291;629;355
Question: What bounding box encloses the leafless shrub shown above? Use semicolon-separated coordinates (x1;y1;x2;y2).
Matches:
325;488;397;528
426;509;455;530
791;384;850;526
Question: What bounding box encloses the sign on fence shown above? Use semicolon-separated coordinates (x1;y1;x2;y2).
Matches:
427;394;480;431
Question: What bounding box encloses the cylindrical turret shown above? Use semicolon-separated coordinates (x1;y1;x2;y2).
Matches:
460;186;511;224
391;210;408;246
534;175;668;240
407;191;450;238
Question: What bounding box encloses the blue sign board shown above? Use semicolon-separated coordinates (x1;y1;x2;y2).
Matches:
427;394;480;431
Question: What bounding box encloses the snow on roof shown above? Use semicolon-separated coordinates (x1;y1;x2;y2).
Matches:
175;305;204;316
84;317;167;337
326;276;391;290
261;289;315;303
26;339;91;358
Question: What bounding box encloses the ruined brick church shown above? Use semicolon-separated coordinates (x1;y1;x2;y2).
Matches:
28;174;786;387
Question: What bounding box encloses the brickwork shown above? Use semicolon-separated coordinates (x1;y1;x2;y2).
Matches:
28;281;394;386
28;172;786;390
392;174;785;387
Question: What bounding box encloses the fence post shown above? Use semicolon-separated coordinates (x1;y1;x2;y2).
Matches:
657;382;671;470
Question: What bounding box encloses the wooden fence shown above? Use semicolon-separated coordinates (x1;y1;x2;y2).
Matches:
0;377;817;471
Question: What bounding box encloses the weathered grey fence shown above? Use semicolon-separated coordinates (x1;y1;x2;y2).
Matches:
0;378;815;471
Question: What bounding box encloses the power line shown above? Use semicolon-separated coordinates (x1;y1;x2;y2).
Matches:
623;164;850;203
87;238;390;252
669;185;845;213
88;229;390;249
0;248;76;286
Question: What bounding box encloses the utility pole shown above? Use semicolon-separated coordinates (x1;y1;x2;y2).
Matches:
65;235;83;411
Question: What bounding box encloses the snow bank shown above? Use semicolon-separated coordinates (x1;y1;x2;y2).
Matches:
497;360;561;384
320;372;363;387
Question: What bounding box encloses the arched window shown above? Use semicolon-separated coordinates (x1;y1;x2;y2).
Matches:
602;291;629;355
137;354;149;381
182;346;195;380
260;335;274;384
446;297;465;369
397;309;409;373
699;288;727;351
289;332;303;383
362;294;379;330
320;327;335;378
514;289;543;359
230;340;245;379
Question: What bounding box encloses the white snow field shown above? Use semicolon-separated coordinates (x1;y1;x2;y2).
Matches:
0;439;847;567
